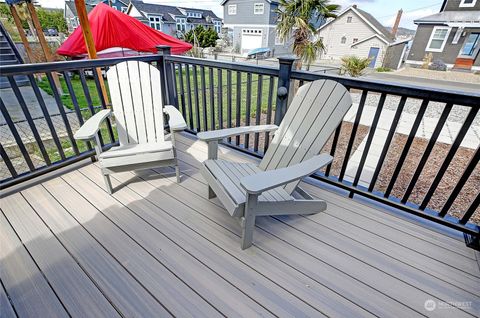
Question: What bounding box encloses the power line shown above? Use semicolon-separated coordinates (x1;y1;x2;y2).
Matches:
376;2;443;20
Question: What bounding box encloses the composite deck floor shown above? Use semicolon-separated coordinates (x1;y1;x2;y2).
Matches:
1;133;479;318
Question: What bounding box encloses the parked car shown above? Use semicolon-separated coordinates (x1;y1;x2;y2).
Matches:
43;28;58;36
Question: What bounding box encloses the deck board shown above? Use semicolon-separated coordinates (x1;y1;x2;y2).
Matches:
1;133;479;317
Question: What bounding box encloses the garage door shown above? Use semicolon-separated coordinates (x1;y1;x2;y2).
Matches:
241;29;262;53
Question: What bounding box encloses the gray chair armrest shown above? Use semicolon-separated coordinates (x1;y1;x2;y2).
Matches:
240;154;333;194
197;125;278;142
164;105;187;131
74;109;112;140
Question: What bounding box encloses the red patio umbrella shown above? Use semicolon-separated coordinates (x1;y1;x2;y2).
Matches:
57;3;192;57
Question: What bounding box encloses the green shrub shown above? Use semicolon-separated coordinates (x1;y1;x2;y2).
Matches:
184;25;219;48
376;66;392;72
340;56;371;77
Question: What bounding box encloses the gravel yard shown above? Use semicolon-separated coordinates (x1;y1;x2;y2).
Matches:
393;67;480;84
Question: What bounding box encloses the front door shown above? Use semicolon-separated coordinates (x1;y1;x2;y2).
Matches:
454;33;480;70
368;47;380;68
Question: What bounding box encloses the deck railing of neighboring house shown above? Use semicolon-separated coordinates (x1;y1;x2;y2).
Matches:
0;49;478;244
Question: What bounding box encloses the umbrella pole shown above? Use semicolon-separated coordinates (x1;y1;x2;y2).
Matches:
74;0;110;106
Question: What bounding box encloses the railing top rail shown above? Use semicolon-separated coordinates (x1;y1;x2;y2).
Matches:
291;70;480;107
164;55;280;77
0;54;163;76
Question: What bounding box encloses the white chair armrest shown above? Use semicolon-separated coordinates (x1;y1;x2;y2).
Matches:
74;109;112;140
240;154;333;194
164;105;187;131
197;125;278;142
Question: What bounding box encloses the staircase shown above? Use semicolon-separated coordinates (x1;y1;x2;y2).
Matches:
0;22;29;89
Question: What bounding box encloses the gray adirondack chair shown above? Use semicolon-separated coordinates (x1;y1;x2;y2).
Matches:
198;79;352;249
74;61;187;193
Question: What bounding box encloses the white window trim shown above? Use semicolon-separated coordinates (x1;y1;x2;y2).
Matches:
426;26;451;52
228;5;237;15
452;27;464;44
459;0;477;7
254;3;264;15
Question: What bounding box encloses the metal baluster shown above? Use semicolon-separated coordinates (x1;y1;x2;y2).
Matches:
177;63;187;120
0;97;34;171
209;67;215;130
399;103;453;202
325;125;342;177
460;192;479;225
217;68;223;130
192;65;201;131
264;76;274;152
339;90;368;182
92;68;115;143
236;71;241;145
369;98;422;193
419;107;479;210
0;142;17;178
245;73;252;149
184;64;194;130
227;70;232;143
7;76;51;164
200;66;208;131
46;72;79;156
254;74;263;152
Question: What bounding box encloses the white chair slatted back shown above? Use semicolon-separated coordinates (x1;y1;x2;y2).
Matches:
259;79;352;194
106;61;165;146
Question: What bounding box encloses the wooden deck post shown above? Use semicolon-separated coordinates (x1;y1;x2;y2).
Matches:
26;1;63;93
74;0;110;106
9;5;34;63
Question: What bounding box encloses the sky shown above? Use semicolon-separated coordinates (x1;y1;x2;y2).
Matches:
38;0;444;30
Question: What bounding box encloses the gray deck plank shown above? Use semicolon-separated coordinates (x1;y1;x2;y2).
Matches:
166;152;480;313
2;132;479;318
0;212;67;318
21;185;172;318
0;281;16;318
0;194;120;318
81;164;367;317
120;167;423;317
80;166;338;316
175;133;475;256
60;170;269;318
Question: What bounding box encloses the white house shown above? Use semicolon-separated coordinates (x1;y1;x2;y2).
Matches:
318;5;395;68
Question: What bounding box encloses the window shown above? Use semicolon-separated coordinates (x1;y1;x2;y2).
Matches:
176;18;186;32
228;5;237;15
347;16;352;23
426;26;451;52
460;0;477;7
121;6;127;13
187;12;202;18
254;3;264;14
149;16;162;31
460;33;480;56
214;20;221;33
341;36;346;44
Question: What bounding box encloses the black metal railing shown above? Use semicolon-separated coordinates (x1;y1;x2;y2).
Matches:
162;54;479;240
0;49;478;243
0;54;164;187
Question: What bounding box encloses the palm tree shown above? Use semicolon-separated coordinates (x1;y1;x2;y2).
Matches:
276;0;340;69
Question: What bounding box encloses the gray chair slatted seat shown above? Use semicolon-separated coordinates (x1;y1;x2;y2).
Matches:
74;61;187;193
198;79;352;249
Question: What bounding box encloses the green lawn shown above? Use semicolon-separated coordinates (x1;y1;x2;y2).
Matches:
36;66;278;162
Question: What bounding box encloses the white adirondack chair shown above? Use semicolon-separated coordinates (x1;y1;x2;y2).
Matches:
198;79;352;249
74;61;187;194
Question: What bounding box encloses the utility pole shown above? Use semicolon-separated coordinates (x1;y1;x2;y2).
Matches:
74;0;110;105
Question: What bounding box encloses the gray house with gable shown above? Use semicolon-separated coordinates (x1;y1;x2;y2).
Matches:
407;0;480;71
127;0;222;38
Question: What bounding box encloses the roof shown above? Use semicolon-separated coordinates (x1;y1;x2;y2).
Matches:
355;7;394;41
220;0;278;5
319;5;394;42
179;7;220;20
129;1;220;24
130;0;184;23
414;10;480;24
65;0;96;16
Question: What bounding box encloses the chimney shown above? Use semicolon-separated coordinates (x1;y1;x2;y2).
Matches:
391;9;403;38
352;4;357;9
